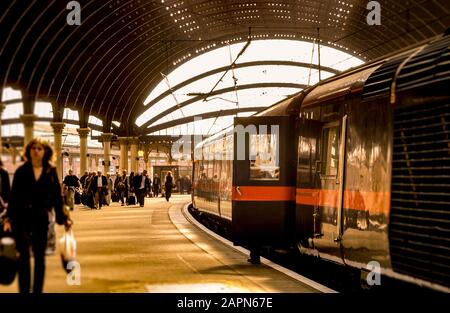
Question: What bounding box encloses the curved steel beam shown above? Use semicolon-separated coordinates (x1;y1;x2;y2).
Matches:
139;82;307;130
140;60;339;110
144;107;263;134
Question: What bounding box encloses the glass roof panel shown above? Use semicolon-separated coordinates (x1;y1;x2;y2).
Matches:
34;122;56;144
34;102;53;118
149;87;300;128
1;123;24;137
139;39;364;135
144;39;362;105
3;103;23;119
1;87;22;102
88;115;103;126
63;108;79;121
148;115;257;136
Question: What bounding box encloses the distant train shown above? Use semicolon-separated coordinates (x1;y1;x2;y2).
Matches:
191;31;450;292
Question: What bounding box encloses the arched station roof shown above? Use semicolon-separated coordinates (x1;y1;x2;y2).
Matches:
1;0;449;136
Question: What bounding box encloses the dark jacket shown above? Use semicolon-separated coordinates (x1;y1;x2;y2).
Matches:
114;175;128;190
133;175;151;191
6;162;68;230
79;174;88;187
89;175;108;193
0;167;10;204
63;174;80;188
165;175;173;189
153;176;161;186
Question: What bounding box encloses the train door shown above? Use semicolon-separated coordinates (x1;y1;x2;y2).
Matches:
232;116;296;249
312;114;348;263
295;116;323;247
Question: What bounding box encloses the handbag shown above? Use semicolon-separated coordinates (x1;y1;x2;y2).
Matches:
0;235;18;285
59;229;77;273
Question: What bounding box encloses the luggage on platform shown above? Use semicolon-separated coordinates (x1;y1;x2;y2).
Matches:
127;193;136;205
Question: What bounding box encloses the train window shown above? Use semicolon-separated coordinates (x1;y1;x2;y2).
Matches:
249;133;280;180
321;124;339;178
297;137;317;185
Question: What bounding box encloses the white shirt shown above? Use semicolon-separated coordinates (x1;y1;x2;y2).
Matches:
97;176;103;187
140;176;145;189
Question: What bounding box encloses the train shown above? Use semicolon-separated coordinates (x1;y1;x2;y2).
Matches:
190;30;450;292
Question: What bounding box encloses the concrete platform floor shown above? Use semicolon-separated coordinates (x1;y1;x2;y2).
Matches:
0;195;323;293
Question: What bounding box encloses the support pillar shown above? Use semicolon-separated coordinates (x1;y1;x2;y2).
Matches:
77;128;90;176
129;137;139;173
143;145;149;172
50;122;65;180
118;137;129;172
88;154;93;172
68;154;73;175
101;133;114;175
94;155;99;171
20;114;37;148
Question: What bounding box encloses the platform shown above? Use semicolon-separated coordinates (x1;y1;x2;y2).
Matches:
0;195;331;293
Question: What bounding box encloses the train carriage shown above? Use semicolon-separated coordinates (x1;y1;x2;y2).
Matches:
192;31;450;291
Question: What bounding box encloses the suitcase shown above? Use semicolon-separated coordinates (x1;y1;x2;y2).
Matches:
74;191;81;205
127;195;136;205
81;193;87;205
87;193;95;208
111;191;119;202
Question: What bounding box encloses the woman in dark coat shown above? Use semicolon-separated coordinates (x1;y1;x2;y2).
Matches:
164;171;173;202
3;138;72;293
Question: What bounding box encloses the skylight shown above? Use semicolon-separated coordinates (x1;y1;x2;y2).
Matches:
138;39;364;135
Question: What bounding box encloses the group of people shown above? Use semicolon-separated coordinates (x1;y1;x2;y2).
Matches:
77;171;113;210
113;170;151;207
0;137;183;293
71;170;176;209
113;170;174;205
177;175;192;194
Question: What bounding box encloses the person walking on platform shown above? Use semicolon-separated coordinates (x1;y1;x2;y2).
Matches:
83;172;95;208
185;175;192;194
89;171;108;209
153;173;161;198
146;172;152;198
0;159;10;214
79;171;88;191
114;170;128;206
127;172;136;205
2;138;72;293
133;170;151;207
63;169;80;211
164;171;174;202
178;176;185;194
105;174;113;206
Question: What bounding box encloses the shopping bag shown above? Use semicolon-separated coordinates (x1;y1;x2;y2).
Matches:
0;236;18;285
59;229;77;273
46;210;56;256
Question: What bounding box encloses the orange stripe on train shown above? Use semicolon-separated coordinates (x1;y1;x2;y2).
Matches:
232;186;296;201
296;188;390;214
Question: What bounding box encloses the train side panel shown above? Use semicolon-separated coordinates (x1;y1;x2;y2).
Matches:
232;116;297;248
